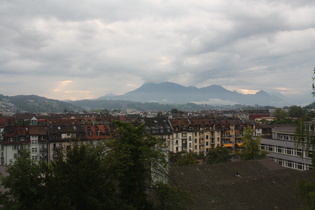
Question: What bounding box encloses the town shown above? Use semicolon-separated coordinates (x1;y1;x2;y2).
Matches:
0;108;312;172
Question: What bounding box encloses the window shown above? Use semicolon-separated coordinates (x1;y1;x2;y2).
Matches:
277;147;283;153
297;149;302;157
206;135;209;140
31;148;38;153
287;161;293;168
206;142;209;146
308;151;313;158
297;163;303;170
286;148;293;155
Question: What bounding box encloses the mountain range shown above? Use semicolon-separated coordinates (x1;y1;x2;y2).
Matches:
0;82;291;114
100;82;286;106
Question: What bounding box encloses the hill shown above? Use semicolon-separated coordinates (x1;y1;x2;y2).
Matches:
100;82;286;106
0;94;82;114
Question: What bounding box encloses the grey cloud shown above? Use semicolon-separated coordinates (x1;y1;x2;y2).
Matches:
0;0;314;103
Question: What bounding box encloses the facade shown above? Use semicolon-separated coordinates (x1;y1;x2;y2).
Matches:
261;125;313;171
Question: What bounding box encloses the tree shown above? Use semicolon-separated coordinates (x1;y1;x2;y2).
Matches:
1;121;190;210
206;146;230;164
296;178;315;209
288;105;305;118
273;108;289;124
152;183;191;210
169;152;199;166
295;67;315;209
104;121;170;209
42;143;118;209
0;150;44;209
170;109;179;114
234;126;267;160
0;144;118;210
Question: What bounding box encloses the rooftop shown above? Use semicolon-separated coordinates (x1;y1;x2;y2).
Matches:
170;159;314;210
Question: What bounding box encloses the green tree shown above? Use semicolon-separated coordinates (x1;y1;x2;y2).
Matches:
0;150;44;209
42;143;118;209
273;108;289;124
152;183;191;210
105;121;181;209
206;146;230;164
296;179;315;209
170;152;199;167
288;105;305;118
170;109;179;114
1;121;190;210
234;126;267;160
0;144;118;210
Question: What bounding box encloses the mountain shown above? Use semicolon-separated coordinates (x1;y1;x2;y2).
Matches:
0;94;82;114
100;82;286;106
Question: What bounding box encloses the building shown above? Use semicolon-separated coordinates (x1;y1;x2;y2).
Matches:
261;124;312;171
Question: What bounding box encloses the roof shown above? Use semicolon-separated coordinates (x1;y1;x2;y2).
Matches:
272;124;296;134
29;126;47;135
170;159;314;210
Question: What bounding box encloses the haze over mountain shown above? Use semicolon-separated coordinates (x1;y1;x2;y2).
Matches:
100;82;286;106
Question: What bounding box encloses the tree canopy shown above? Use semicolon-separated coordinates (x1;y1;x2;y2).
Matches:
169;151;199;167
206;146;230;164
234;126;267;160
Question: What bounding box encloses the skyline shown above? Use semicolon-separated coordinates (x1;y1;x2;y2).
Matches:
1;0;315;105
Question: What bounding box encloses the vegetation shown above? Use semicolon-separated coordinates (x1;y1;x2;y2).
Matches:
288;105;305;118
295;118;315;209
206;146;230;164
0;121;191;210
234;126;267;160
273;108;290;124
169;151;199;166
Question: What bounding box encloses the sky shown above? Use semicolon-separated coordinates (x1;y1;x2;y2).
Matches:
1;0;315;105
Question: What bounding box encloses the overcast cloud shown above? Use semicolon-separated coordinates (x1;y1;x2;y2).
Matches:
1;0;315;104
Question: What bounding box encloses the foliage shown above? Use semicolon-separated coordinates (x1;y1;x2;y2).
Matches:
104;121;169;209
0;150;44;209
0;121;191;210
295;119;315;209
288;105;305;118
151;183;192;210
296;179;315;210
273;108;290;124
295;119;315;164
234;126;268;160
169;151;199;166
0;144;118;210
206;146;230;164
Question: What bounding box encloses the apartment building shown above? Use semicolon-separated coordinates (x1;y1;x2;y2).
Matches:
168;118;248;155
261;124;313;171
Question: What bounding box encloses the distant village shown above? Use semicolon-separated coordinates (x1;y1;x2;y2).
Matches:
0;108;312;171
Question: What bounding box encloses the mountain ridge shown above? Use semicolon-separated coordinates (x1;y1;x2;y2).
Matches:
100;82;286;106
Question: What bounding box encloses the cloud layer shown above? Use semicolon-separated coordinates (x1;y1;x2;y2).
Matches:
1;0;315;104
